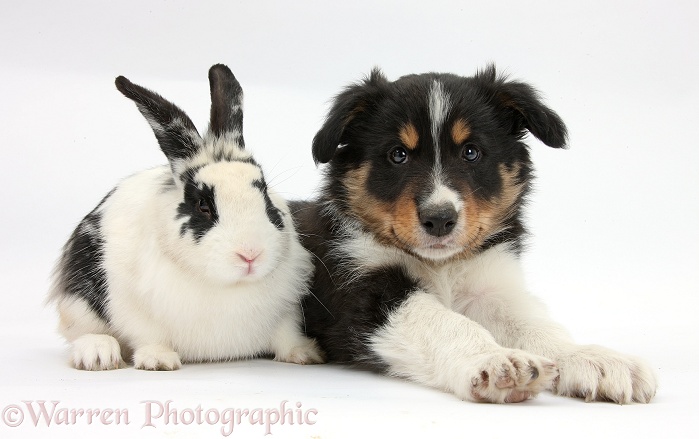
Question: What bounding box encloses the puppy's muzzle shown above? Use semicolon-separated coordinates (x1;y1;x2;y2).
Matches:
419;205;458;237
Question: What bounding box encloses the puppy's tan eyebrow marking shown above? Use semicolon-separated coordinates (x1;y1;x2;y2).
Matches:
399;123;419;150
451;118;471;144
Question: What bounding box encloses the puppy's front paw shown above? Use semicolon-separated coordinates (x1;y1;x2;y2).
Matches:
553;345;657;404
462;349;558;403
274;337;326;365
71;334;124;371
134;345;181;371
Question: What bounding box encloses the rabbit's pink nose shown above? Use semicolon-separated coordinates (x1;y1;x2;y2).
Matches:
236;251;261;274
238;254;258;264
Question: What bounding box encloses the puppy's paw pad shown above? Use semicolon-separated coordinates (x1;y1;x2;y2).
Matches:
71;334;124;371
274;338;326;365
505;389;533;403
554;345;657;404
134;345;181;371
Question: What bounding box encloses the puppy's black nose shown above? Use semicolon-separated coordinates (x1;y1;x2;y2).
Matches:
419;206;458;237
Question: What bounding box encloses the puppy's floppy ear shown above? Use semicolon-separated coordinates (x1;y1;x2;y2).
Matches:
312;68;389;164
476;65;568;148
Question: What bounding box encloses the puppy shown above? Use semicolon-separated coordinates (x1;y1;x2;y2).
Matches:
291;65;657;403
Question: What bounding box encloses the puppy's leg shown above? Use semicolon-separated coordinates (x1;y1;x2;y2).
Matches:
460;276;657;403
370;291;557;403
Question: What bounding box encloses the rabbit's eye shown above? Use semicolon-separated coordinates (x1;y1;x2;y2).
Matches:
197;199;212;218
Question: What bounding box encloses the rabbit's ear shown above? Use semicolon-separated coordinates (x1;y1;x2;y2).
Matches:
208;64;244;146
115;76;203;164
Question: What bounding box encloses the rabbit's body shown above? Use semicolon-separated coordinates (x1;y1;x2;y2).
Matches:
49;65;323;370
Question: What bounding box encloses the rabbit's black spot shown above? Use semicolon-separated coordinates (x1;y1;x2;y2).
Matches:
177;182;218;242
57;189;115;322
252;178;284;230
180;166;203;184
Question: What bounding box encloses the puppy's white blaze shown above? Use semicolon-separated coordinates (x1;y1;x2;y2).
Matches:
424;182;462;211
428;80;451;175
429;80;451;143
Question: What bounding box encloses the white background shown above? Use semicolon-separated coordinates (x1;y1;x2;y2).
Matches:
1;1;698;437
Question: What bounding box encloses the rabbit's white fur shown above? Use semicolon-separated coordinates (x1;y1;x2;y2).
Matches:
49;64;323;370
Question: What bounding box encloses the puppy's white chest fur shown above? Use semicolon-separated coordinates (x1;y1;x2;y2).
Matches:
418;248;527;312
341;230;525;311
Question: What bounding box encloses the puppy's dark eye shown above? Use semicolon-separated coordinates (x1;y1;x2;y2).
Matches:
461;145;481;162
197;198;212;218
389;147;408;164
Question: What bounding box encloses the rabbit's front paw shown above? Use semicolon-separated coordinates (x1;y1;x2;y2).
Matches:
71;334;124;371
134;345;181;371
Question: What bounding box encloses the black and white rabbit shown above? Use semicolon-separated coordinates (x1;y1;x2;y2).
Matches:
49;64;324;371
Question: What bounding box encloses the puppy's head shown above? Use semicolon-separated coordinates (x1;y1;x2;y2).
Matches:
314;65;567;262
